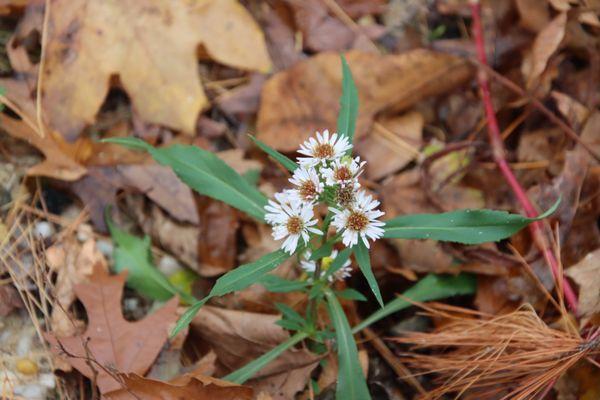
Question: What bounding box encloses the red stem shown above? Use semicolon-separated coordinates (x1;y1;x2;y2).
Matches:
469;1;578;313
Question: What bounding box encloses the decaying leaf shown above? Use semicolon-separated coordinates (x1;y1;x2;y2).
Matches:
0;114;86;181
35;0;271;137
257;49;473;152
355;111;423;180
565;248;600;318
105;373;253;400
45;266;179;394
46;236;108;337
191;306;319;399
522;12;567;88
117;164;199;225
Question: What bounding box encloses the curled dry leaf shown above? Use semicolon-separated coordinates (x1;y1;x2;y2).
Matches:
257;49;473;152
356;111;423;180
104;373;253;400
32;0;271;138
191;306;319;399
565;248;600;319
45;266;179;394
522;12;567;89
0;113;86;181
117;164;199;225
46;237;108;337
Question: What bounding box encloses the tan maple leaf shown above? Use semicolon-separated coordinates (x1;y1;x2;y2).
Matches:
45;266;179;394
39;0;272;138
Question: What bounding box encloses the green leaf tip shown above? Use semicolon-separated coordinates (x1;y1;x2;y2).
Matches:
337;54;359;145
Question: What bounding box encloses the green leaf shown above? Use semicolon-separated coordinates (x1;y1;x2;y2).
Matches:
249;135;297;172
171;250;290;337
352;273;476;334
336;288;367;302
259;275;309;292
224;331;308;384
383;200;560;244
105;210;194;304
209;250;290;298
309;240;334;261
354;242;383;308
102;137;267;221
337;55;359;144
171;298;209;337
275;303;305;325
325;290;371;400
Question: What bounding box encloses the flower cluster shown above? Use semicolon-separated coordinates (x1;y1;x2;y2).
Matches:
264;130;385;265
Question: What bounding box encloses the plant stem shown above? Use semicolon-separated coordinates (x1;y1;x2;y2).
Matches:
469;0;578;313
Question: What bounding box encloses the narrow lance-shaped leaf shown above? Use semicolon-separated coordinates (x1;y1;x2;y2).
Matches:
249;135;297;172
383;200;560;244
336;55;359;145
325;289;371;400
102;137;268;221
352;273;476;334
354;242;383;307
171;250;290;337
224;331;308;384
105;210;195;304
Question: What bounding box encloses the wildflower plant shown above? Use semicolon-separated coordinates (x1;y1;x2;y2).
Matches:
105;56;558;400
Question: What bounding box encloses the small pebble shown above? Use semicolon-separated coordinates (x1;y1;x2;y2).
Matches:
158;255;181;276
16;358;38;375
34;222;54;239
96;239;114;257
76;224;93;242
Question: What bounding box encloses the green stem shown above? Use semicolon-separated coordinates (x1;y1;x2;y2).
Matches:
224;331;308;384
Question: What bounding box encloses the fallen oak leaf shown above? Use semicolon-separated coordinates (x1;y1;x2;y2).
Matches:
36;0;272;138
104;373;253;400
45;266;179;394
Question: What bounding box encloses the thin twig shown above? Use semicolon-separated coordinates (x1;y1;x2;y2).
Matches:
469;0;578;313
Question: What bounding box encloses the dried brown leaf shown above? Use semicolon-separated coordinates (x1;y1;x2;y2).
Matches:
104;373;253;400
33;0;271;138
191;306;319;399
45;266;179;394
566;248;600;318
257;50;472;152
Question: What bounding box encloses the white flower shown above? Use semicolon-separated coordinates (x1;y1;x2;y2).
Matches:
331;191;385;248
265;195;322;254
288;167;324;203
321;156;365;188
265;191;295;225
300;249;352;282
297;130;352;167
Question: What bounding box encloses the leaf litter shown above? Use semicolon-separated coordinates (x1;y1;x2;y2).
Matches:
1;0;600;399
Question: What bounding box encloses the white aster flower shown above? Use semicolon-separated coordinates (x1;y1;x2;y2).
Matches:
297;130;352;167
321;156;365;188
265;191;296;225
266;197;322;254
300;249;352;282
288;167;324;203
331;191;385;248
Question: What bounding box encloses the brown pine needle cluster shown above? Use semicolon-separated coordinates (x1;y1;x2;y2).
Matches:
393;304;600;400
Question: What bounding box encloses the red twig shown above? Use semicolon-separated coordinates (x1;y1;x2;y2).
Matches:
469;0;578;313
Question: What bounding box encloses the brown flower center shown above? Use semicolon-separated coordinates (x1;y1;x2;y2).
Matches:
299;181;317;200
314;143;334;159
335;166;352;182
336;185;355;208
346;211;369;232
286;216;304;234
